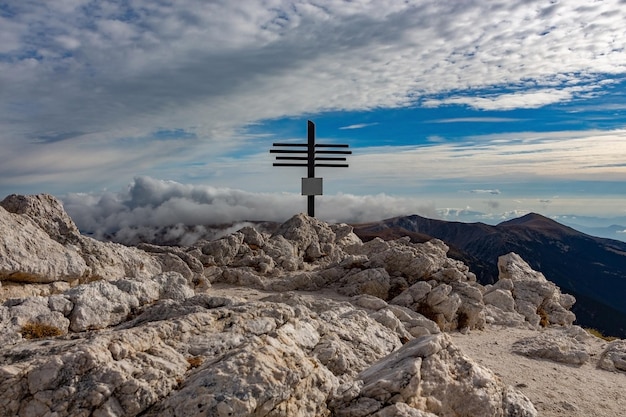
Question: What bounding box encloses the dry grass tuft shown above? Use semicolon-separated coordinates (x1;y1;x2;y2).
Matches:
585;328;619;341
537;307;550;328
186;356;204;368
21;322;63;339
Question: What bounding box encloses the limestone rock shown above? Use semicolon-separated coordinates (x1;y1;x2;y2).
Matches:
484;288;516;312
483;285;528;327
512;330;590;365
337;268;391;299
1;296;71;344
66;272;194;332
77;237;162;282
598;340;626;372
385;305;441;338
263;235;300;271
0;193;81;244
0;195;161;285
67;280;141;332
151;271;196;301
144;335;337;417
0;281;71;302
484;305;528;327
332;333;537;417
350;238;458;284
450;281;486;330
0;293;411;417
391;281;432;308
390;280;484;332
497;253;576;328
0;203;568;416
0;206;88;284
138;243;205;282
201;233;244;266
272;213;337;257
238;225;267;248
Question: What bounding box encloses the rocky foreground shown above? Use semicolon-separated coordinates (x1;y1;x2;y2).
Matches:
0;194;624;417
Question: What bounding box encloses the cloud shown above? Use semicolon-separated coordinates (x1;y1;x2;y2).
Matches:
429;118;522;123
469;189;501;195
339;123;379;130
427;135;446;143
423;87;595;111
62;176;439;241
346;129;626;186
2;0;626;203
2;0;626;192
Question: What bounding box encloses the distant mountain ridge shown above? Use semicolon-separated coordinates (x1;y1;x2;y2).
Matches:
352;212;626;338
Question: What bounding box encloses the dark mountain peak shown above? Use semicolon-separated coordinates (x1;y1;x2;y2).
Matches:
499;212;543;222
497;212;582;237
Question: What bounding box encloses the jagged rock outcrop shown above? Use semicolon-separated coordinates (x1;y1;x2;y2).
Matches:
0;194;596;416
198;217;489;333
332;333;537;417
483;253;576;329
0;194;161;290
0;194;82;245
0;205;88;284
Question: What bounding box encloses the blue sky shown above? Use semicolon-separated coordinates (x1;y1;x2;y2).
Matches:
3;0;626;235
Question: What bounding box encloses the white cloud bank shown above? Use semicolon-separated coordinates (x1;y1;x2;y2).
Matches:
63;176;438;241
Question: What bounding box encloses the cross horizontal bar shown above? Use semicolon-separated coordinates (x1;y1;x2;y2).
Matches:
315;150;352;155
272;143;308;147
270;149;308;154
276;156;308;160
273;163;308;167
315;157;346;161
315;163;349;167
315;143;350;148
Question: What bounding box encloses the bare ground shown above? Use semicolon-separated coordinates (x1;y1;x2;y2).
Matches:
450;325;626;417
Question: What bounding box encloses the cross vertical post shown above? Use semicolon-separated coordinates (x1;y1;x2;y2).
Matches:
270;120;351;217
307;120;316;217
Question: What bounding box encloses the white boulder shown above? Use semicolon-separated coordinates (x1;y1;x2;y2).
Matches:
598;340;626;373
496;253;576;328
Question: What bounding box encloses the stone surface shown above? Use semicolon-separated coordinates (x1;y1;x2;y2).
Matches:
0;196;586;416
512;331;591;365
493;253;576;328
0;194;161;286
0;193;81;244
598;340;626;372
0;206;88;283
333;333;537;417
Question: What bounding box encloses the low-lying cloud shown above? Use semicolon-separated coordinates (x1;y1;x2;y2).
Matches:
62;176;438;244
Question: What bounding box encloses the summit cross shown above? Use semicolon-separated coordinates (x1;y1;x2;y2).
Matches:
270;120;351;217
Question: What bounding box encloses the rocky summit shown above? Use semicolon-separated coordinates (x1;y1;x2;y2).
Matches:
0;194;623;417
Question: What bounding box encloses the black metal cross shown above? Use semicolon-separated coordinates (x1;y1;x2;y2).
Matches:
270;120;351;217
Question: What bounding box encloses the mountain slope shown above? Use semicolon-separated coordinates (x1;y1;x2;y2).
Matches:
352;213;626;338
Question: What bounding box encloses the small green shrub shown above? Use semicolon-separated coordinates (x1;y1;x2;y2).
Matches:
20;322;63;339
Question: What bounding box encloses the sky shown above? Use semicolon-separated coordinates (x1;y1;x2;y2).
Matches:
3;0;626;237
